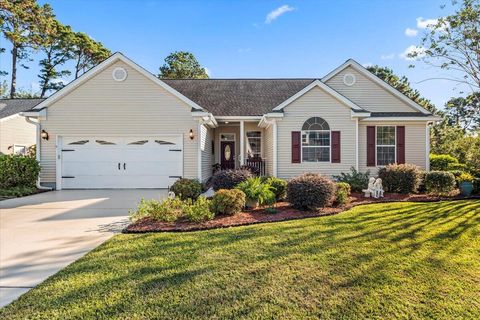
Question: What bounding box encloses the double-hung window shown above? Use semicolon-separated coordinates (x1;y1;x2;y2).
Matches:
376;126;396;165
301;117;330;162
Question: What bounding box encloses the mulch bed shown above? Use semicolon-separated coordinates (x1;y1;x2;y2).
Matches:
0;188;51;201
123;192;480;233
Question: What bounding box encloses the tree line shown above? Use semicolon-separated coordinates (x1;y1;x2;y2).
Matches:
0;0;111;98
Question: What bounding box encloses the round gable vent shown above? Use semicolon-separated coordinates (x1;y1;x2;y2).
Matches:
112;67;127;82
343;73;356;86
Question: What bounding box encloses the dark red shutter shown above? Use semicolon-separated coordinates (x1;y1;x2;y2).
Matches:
396;126;405;164
291;131;301;163
331;131;341;163
367;126;376;166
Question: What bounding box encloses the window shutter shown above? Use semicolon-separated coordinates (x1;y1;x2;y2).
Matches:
331;131;341;163
367;126;376;166
396;126;405;164
291;131;301;163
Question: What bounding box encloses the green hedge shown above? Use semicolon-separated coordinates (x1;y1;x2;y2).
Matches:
378;163;423;194
429;154;460;171
0;155;40;188
424;171;456;195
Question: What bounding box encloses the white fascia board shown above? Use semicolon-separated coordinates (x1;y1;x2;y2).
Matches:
191;111;218;128
259;113;284;128
322;59;431;115
215;116;263;120
272;80;363;112
360;116;442;122
351;110;371;118
34;52;204;112
20;109;47;120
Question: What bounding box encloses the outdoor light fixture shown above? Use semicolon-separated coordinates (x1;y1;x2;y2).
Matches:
41;129;49;141
189;129;194;140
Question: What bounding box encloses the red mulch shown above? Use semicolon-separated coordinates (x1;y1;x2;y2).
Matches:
123;192;480;233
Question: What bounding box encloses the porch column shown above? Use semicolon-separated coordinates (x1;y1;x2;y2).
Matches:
240;120;245;166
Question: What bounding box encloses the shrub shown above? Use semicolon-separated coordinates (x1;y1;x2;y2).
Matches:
183;197;214;222
0;186;37;199
211;189;246;215
287;173;336;210
335;182;351;205
236;177;275;206
265;177;287;201
211;169;252;191
0;154;41;188
429;154;459;171
129;197;185;222
424;171;456;194
169;178;202;200
333;167;370;192
378;163;422;194
239;165;260;176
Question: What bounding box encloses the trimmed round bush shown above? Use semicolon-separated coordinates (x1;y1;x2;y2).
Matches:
169;178;202;200
335;182;351;205
210;189;246;215
425;171;456;194
265;177;287;201
378;163;422;194
287;173;336;210
0;154;41;188
429;154;459;171
211;169;252;191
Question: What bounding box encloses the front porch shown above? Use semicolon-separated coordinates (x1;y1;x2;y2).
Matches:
212;118;271;176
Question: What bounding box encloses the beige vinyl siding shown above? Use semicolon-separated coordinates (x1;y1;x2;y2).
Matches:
326;66;418;113
39;61;198;184
358;121;428;175
0;115;36;155
200;125;213;181
277;87;356;179
264;124;274;176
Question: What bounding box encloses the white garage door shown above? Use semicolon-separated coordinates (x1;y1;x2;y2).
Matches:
60;136;183;189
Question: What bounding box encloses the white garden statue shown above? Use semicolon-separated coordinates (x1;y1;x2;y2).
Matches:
373;178;384;198
362;177;376;198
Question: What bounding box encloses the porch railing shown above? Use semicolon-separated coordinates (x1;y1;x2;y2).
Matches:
245;157;266;176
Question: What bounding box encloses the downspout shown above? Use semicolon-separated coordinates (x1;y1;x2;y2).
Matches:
25;116;52;190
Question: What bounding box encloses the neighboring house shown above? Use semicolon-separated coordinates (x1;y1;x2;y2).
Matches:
22;53;440;190
0;98;45;155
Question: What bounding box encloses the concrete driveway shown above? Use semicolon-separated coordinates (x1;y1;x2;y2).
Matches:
0;189;167;307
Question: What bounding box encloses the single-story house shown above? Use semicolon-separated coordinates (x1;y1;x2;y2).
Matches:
0;98;45;155
21;53;440;190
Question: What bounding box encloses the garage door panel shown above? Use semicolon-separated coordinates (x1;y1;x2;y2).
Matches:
61;135;183;189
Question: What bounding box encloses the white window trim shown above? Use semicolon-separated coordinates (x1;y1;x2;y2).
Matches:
13;144;27;155
301;130;331;163
246;130;262;158
375;125;396;167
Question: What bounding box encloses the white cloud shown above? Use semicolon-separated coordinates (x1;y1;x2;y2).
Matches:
399;45;426;60
51;78;68;84
238;48;252;53
405;28;418;37
416;17;438;29
265;5;295;24
204;67;211;77
380;53;395;60
362;62;373;68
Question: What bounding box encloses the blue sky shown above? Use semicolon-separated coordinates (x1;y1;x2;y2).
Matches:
0;0;462;109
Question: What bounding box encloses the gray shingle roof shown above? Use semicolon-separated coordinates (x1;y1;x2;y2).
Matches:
0;98;45;119
370;112;431;117
163;79;315;116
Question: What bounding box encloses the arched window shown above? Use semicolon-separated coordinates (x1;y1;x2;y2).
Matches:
301;117;330;162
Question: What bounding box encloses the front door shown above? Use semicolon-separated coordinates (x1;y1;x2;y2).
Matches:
220;141;235;170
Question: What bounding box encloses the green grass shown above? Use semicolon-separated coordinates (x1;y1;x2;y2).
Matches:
2;200;480;319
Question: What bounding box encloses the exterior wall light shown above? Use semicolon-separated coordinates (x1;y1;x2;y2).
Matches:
41;129;49;141
189;129;194;140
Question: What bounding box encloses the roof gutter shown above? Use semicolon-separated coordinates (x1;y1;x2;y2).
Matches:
259;112;284;128
191;111;218;128
360;116;442;122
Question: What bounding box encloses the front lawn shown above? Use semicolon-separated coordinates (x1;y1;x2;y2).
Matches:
1;200;480;319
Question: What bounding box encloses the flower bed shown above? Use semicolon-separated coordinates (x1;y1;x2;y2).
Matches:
123;191;479;233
